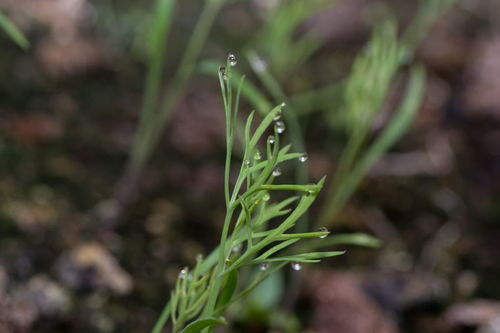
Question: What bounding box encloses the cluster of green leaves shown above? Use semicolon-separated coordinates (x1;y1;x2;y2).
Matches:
152;55;349;333
317;22;426;225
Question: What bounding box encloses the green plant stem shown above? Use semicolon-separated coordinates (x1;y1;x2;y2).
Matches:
152;301;171;333
133;0;175;168
318;126;366;225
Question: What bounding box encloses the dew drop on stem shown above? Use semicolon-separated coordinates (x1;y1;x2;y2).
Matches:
232;243;242;253
228;53;237;66
254;151;262;161
272;167;282;177
268;135;275;145
273;110;282;121
318;227;330;239
291;262;302;271
179;267;188;279
298;153;308;163
259;263;269;271
275;121;286;134
219;66;227;80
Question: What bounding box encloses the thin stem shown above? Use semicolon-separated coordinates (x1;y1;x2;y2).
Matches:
131;0;226;170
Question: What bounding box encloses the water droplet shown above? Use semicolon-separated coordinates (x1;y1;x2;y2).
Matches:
262;192;270;201
318;227;330;239
280;102;286;107
219;66;227;80
228;53;237;66
272;167;282;177
305;190;314;197
196;254;204;262
291;262;302;271
243;159;251;166
179;267;188;279
232;243;242;253
273;110;282;121
187;273;193;281
254;151;262;161
268;135;275;145
275;121;286;134
298;153;308;163
259;263;269;271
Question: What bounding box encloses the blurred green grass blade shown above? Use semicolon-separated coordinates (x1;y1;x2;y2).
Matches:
132;0;175;166
0;11;29;50
321;66;425;225
403;0;457;51
143;0;175;112
179;317;226;333
291;81;345;116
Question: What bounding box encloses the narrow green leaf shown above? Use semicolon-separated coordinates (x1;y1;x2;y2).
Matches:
179;317;227;333
256;239;299;261
249;104;284;149
0;11;29;49
296;233;381;253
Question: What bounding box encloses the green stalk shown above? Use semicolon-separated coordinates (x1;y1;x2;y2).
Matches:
131;0;226;170
132;0;176;168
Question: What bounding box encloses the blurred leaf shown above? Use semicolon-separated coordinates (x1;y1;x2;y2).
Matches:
248;270;284;310
252;0;334;76
341;20;407;132
0;11;29;50
179;317;227;333
403;0;457;50
327;65;426;221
